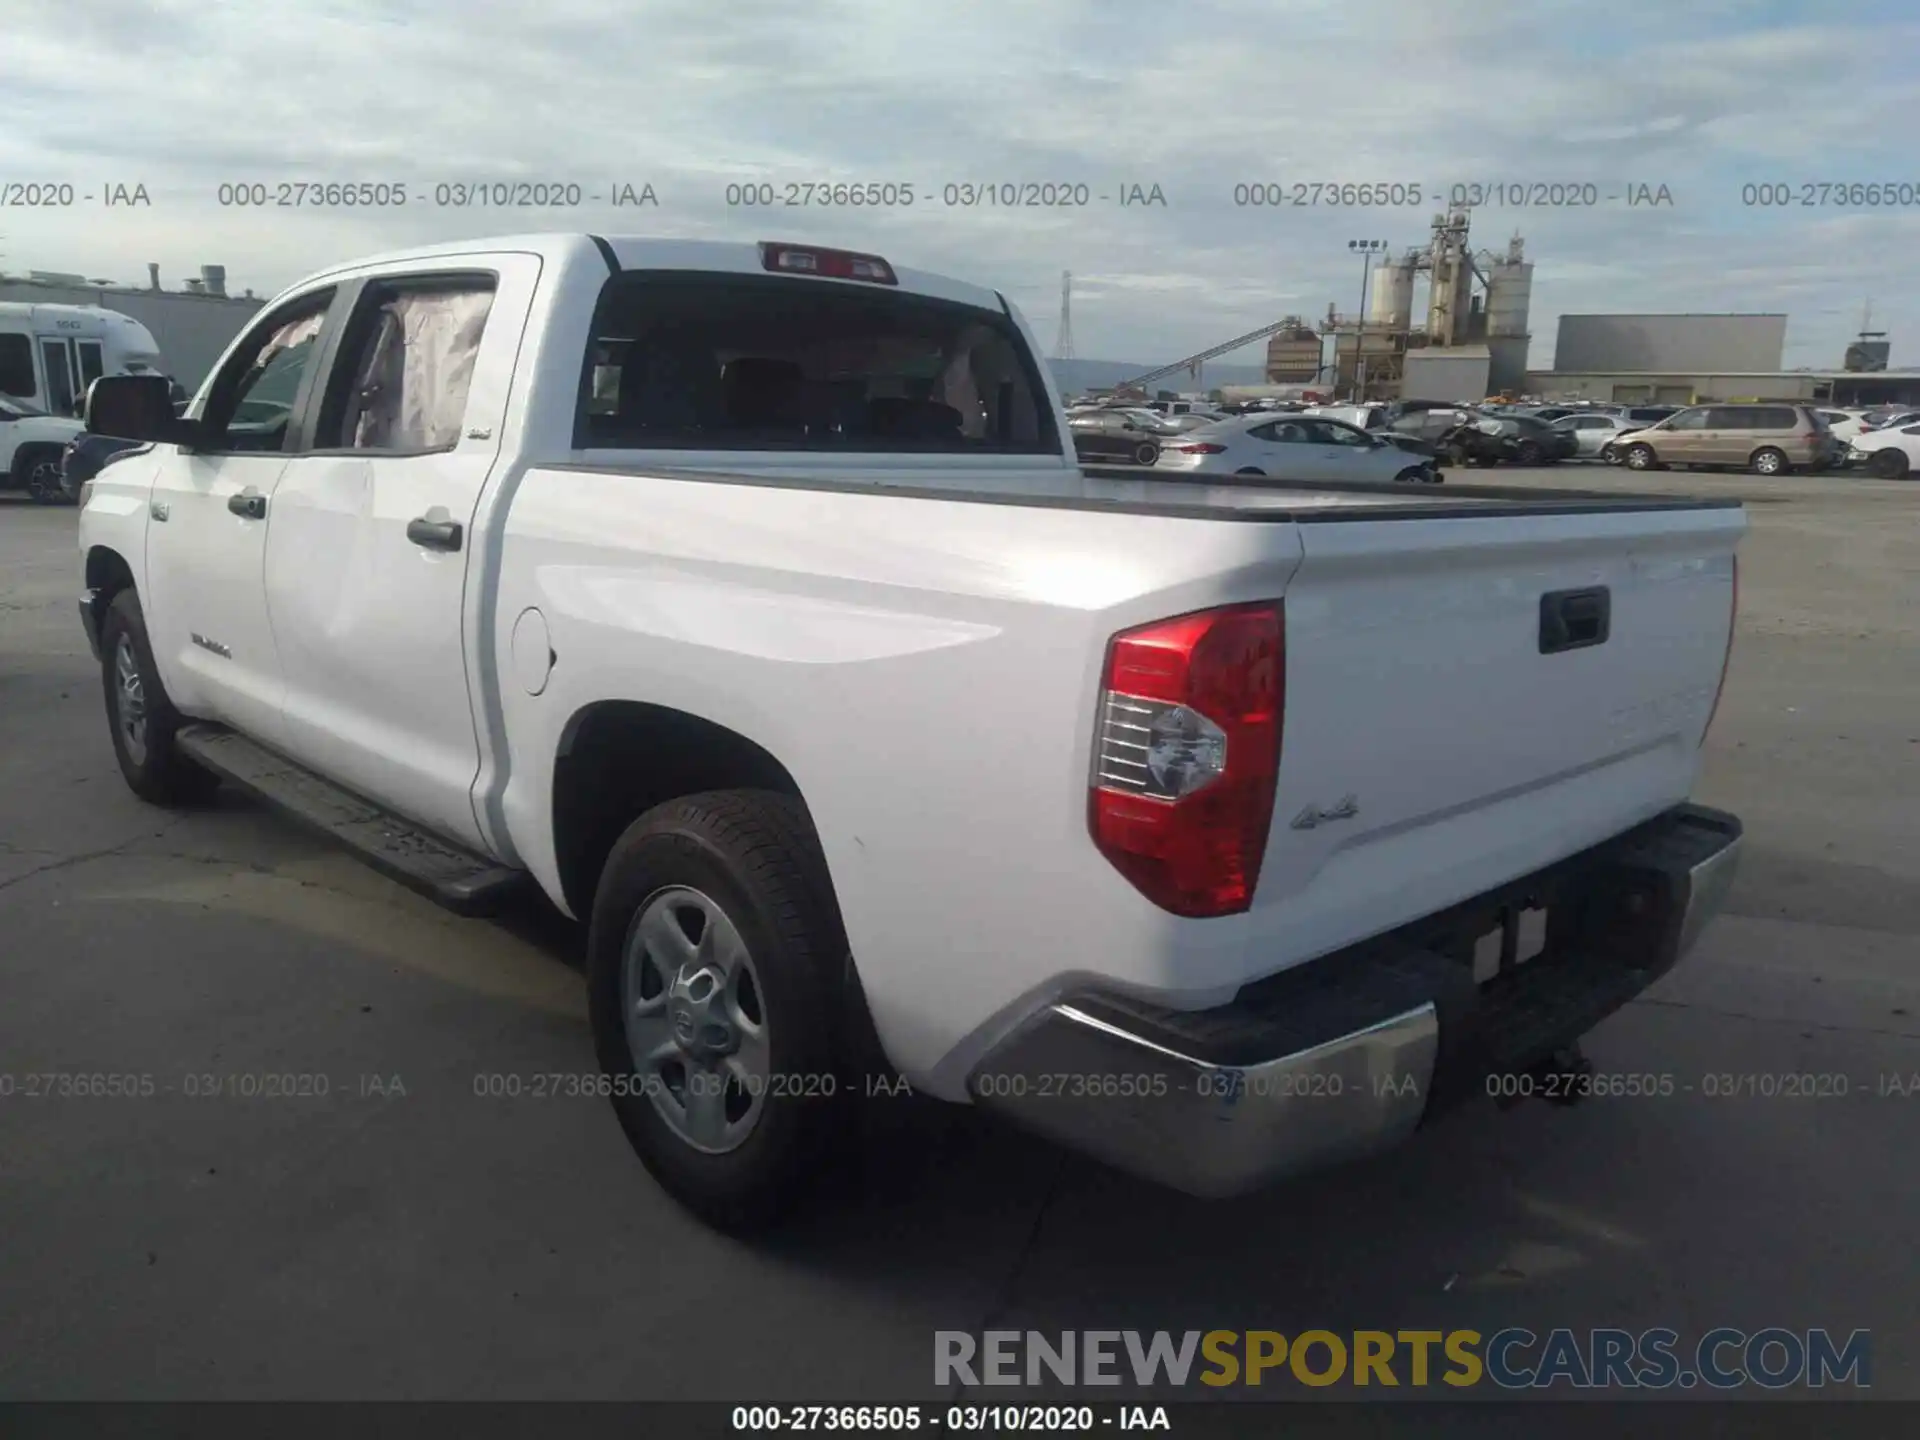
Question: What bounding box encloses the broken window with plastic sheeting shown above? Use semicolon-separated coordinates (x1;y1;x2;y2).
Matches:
333;284;495;451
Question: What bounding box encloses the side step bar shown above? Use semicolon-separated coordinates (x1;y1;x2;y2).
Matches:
174;723;527;917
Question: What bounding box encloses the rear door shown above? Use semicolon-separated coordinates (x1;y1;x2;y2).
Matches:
1252;504;1744;960
1701;407;1752;466
262;255;538;849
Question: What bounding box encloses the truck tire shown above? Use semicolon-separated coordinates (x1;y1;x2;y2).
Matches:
1748;447;1788;476
1132;441;1158;466
98;590;221;806
15;446;66;504
587;789;857;1232
1867;448;1909;478
1393;466;1426;485
1623;444;1657;471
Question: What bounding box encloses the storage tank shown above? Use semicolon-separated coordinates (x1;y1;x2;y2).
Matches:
1486;259;1533;339
1368;258;1416;329
200;264;227;298
1265;322;1323;382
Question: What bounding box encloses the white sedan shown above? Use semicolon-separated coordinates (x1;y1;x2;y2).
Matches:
1845;421;1920;478
1154;413;1437;484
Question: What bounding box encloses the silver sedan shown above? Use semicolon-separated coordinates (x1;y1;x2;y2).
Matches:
1551;411;1641;460
1153;413;1437;483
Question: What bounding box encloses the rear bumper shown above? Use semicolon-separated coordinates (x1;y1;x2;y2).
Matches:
970;803;1742;1198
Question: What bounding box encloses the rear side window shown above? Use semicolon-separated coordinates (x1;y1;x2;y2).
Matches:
0;333;36;397
577;272;1058;453
1711;406;1794;429
314;277;497;451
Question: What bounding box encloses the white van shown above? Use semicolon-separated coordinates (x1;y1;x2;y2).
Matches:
0;303;167;417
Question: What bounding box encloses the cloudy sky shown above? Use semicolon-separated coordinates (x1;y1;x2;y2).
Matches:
4;0;1917;369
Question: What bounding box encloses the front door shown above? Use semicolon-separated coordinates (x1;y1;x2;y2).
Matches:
1656;407;1709;463
75;339;106;397
39;339;76;416
264;260;531;849
142;289;340;750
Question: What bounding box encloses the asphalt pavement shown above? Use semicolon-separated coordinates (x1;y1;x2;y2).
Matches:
1;467;1915;1403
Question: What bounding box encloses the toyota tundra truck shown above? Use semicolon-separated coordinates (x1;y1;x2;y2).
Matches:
74;233;1744;1231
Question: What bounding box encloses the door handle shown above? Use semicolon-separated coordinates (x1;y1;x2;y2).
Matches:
406;516;463;551
227;489;266;520
1539;586;1610;654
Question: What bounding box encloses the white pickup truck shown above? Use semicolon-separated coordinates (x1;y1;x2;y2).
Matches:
75;233;1744;1231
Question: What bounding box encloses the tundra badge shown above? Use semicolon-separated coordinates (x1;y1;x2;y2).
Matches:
1291;795;1359;830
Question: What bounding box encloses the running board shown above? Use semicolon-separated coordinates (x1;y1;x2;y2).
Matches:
174;723;527;917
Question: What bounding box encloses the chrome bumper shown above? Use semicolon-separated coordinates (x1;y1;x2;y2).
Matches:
971;804;1741;1199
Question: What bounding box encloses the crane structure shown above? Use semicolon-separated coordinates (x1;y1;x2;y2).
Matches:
1115;316;1321;391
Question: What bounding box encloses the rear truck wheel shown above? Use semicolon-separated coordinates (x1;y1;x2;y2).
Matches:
98;590;221;806
1132;441;1158;466
1623;444;1657;471
1392;466;1425;484
17;446;65;504
1868;448;1910;478
587;789;857;1233
1749;447;1788;476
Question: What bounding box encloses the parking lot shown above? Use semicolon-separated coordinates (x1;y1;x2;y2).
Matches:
2;467;1915;1403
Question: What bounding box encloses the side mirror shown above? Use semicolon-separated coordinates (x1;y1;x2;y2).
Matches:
85;375;198;446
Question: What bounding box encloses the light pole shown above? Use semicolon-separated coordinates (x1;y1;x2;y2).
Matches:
1348;239;1388;402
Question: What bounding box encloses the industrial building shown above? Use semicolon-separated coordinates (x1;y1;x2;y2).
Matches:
1550;313;1787;374
0;265;265;388
1527;311;1919;406
1300;210;1535;402
1522;368;1920;408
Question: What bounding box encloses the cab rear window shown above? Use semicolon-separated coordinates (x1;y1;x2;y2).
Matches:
576;271;1059;454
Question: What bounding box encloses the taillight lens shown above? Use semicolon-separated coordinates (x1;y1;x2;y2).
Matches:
1702;555;1738;743
1089;602;1283;917
1174;443;1227;454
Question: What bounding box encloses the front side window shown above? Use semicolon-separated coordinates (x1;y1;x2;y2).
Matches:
1666;409;1708;431
0;333;35;397
316;280;496;451
577;272;1057;453
202;293;336;453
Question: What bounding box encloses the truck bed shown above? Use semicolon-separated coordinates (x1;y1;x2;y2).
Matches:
543;461;1742;523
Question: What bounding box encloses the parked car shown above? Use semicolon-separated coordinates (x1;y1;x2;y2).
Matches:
0;393;86;501
76;232;1746;1234
1154;412;1438;483
1505;414;1578;464
1070;408;1168;466
1554;412;1641;461
1814;408;1872;446
61;433;147;502
1612;404;1840;475
1845;422;1920;478
1857;408;1920;435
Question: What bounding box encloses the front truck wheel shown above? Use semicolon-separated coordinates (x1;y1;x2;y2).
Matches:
587;789;858;1232
98;590;220;806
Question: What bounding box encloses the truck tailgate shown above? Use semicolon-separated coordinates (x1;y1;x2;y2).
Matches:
1250;503;1743;968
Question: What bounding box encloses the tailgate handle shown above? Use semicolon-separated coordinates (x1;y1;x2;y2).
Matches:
1539;586;1610;654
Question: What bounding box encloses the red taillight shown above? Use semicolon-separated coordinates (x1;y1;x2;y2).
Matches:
1702;555;1738;743
759;241;897;285
1175;442;1227;454
1089;602;1283;917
